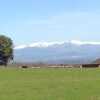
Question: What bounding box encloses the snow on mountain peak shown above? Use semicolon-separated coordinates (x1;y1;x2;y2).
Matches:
14;42;65;49
14;40;100;50
70;40;100;45
14;45;28;49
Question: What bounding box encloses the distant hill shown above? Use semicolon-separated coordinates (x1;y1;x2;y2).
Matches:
14;41;100;64
92;58;100;64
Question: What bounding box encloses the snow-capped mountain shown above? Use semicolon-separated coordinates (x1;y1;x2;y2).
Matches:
14;41;66;49
14;40;100;49
14;40;100;64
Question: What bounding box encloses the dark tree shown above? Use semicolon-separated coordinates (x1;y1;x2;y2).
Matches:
0;35;13;66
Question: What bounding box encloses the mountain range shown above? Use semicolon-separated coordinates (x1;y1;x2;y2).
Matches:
14;40;100;64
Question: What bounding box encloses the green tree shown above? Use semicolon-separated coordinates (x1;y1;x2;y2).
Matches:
0;35;13;66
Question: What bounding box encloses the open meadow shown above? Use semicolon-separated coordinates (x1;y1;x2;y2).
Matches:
0;67;100;100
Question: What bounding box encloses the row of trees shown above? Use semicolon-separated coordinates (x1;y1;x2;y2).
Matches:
0;35;13;66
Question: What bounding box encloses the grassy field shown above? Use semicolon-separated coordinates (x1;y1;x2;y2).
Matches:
0;68;100;100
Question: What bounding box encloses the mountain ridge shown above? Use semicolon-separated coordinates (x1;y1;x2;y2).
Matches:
14;40;100;64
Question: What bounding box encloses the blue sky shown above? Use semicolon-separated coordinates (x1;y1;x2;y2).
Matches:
1;0;100;45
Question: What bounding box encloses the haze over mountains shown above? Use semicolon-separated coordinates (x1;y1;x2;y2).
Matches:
14;40;100;64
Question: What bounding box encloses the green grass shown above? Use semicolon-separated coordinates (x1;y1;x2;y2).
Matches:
0;68;100;100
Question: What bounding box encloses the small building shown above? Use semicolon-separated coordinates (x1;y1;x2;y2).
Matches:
81;64;100;68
